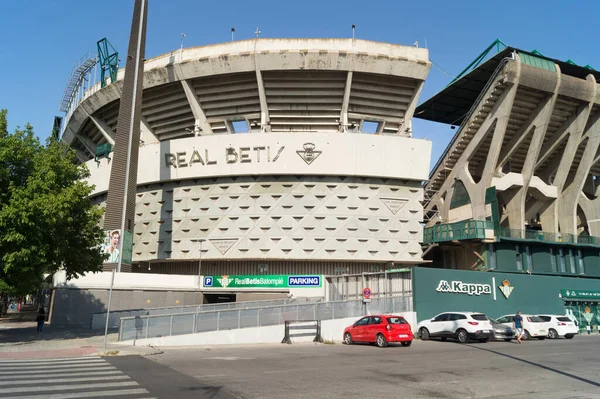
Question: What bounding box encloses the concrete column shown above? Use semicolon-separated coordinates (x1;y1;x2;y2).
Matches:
181;79;213;135
340;72;353;131
503;66;561;232
554;75;596;234
88;114;116;145
559;107;600;234
255;70;270;132
399;80;425;136
140;117;159;145
471;80;521;220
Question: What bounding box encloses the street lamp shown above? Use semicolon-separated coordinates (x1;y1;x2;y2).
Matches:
198;238;206;285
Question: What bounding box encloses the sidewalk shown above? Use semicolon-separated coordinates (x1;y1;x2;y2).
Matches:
0;311;162;359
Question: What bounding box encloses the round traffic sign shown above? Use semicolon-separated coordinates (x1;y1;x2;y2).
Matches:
362;287;372;299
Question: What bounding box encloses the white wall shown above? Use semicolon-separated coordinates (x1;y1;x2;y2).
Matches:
52;271;325;298
86;133;432;196
120;312;418;347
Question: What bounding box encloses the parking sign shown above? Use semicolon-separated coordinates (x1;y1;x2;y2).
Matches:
204;276;213;287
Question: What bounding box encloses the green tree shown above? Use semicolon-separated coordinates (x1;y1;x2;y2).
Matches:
0;109;105;311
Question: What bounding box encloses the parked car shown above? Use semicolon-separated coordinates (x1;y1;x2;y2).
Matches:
417;312;494;343
496;314;548;340
343;315;413;348
487;316;516;341
537;315;577;339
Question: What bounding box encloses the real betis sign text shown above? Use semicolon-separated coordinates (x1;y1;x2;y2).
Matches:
203;275;322;289
561;289;600;300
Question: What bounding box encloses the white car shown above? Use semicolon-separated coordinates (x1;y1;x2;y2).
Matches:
417;312;494;343
537;315;577;339
496;314;548;340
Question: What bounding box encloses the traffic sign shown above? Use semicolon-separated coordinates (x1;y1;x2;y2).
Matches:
362;287;372;299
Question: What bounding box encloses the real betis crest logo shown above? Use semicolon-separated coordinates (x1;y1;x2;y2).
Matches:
217;275;232;288
498;279;514;299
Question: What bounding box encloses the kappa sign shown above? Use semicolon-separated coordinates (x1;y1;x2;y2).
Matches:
436;280;492;296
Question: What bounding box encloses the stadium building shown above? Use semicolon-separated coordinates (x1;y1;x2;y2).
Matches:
61;38;432;277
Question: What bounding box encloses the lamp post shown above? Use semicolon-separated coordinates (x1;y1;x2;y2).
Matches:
198;238;206;287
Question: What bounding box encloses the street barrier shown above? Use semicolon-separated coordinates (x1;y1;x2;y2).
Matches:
92;297;322;330
282;320;323;344
118;294;412;341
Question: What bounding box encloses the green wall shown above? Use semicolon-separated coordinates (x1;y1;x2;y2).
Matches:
412;267;600;323
492;241;600;276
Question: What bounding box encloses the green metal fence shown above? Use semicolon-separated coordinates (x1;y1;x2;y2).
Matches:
497;227;600;247
423;220;493;244
424;221;600;248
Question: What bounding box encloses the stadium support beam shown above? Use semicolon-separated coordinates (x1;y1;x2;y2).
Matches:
181;79;213;135
399;80;425;136
340;72;353;132
502;63;561;230
89;114;116;145
255;70;270;132
76;133;96;156
140;117;159;144
557;76;599;234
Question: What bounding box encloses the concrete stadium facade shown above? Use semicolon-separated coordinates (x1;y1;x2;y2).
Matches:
62;39;432;276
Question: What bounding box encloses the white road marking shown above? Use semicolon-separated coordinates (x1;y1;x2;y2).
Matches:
0;374;130;386
0;388;150;399
1;380;138;394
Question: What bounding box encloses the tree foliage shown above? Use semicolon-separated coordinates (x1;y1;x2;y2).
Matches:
0;109;106;296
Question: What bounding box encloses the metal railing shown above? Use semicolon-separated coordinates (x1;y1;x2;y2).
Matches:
118;295;412;341
423;220;494;244
498;228;600;247
423;220;600;248
93;297;322;330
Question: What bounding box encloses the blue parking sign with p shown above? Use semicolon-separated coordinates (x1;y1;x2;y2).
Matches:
204;276;213;287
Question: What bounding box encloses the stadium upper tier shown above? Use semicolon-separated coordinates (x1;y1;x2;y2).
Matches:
63;38;430;162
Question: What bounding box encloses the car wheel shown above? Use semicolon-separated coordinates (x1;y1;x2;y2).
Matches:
419;328;430;341
523;330;531;340
376;334;388;348
401;341;412;347
548;329;558;339
504;338;512;342
441;337;447;341
456;329;469;343
565;335;574;339
344;332;353;345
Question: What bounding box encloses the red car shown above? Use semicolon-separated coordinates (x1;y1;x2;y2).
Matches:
343;314;413;347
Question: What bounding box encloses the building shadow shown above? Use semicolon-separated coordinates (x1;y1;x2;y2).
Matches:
466;343;600;388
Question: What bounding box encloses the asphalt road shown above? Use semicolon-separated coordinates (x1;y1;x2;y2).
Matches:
126;335;600;399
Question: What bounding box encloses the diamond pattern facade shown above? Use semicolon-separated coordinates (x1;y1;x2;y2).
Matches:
93;176;424;266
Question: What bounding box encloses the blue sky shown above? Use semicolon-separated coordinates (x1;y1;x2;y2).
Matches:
1;0;598;166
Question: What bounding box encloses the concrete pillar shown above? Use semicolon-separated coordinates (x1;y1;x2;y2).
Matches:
555;75;597;234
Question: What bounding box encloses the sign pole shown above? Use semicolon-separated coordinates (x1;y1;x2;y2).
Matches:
104;268;116;350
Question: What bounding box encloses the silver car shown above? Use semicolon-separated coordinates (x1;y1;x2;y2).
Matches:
488;317;516;341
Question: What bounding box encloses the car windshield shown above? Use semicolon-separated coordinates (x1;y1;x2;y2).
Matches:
487;317;500;324
557;317;572;322
387;317;407;324
471;314;488;321
528;316;546;322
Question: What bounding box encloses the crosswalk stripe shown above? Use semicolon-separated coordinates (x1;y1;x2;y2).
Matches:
0;361;107;371
0;388;150;399
0;360;106;369
0;370;123;381
0;374;131;386
1;380;139;394
0;357;99;364
0;366;117;375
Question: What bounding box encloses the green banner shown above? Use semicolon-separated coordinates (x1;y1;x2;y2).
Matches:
561;289;600;300
203;275;322;289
